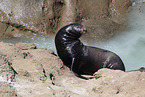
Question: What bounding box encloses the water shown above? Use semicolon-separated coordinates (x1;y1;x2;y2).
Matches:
0;33;56;52
0;1;145;71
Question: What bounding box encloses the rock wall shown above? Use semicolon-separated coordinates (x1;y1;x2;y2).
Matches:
77;0;131;41
0;0;131;40
0;42;144;97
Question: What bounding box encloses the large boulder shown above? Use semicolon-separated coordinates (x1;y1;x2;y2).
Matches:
0;0;55;36
0;42;144;97
77;0;132;41
0;0;131;40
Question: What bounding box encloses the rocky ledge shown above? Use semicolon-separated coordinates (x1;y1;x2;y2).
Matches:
0;42;144;97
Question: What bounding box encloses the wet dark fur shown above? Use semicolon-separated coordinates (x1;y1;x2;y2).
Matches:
55;23;125;77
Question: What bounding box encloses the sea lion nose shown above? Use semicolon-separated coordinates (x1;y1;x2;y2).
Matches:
83;27;87;33
81;26;87;34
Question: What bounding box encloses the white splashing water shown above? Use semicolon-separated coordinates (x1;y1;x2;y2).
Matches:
0;1;145;71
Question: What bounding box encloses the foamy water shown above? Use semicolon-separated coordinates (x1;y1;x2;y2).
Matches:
0;1;145;71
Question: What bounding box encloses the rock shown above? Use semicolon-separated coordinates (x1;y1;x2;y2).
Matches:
77;0;132;41
60;69;145;97
0;0;131;41
93;69;145;97
15;42;36;50
0;42;145;97
0;0;55;35
0;42;22;58
58;0;77;30
109;0;132;24
0;82;18;97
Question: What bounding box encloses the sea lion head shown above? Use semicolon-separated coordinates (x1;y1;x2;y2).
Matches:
63;23;87;37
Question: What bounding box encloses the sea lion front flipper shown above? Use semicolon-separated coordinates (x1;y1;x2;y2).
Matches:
71;58;80;76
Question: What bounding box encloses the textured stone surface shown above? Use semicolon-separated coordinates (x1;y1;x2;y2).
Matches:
0;82;17;97
77;0;131;41
16;42;36;50
0;0;131;41
0;42;144;97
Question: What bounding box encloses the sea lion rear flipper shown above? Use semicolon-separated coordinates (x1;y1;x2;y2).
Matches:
71;58;91;80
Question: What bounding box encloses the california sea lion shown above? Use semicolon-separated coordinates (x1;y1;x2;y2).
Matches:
55;23;125;78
